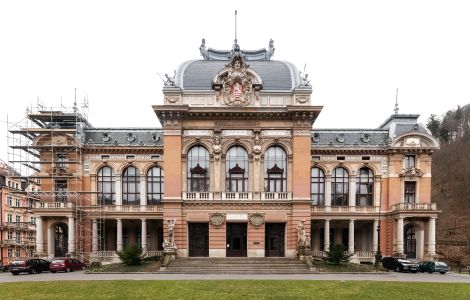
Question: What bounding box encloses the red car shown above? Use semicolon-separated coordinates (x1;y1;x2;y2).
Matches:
50;258;85;273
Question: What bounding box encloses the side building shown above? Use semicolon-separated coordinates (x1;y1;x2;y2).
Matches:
8;40;440;263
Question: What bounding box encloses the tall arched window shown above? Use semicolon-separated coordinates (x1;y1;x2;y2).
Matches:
404;224;416;258
356;167;374;206
122;166;140;205
331;167;349;206
187;146;210;192
264;146;287;192
97;166;115;205
311;167;325;205
226;146;248;192
147;166;164;204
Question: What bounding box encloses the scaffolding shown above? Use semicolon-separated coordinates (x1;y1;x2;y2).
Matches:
7;100;105;262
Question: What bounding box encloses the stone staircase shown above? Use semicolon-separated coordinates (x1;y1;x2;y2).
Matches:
158;257;312;274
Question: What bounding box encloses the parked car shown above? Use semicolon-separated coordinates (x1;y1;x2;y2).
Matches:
1;262;8;272
9;259;50;275
381;256;418;272
50;258;86;273
418;261;449;274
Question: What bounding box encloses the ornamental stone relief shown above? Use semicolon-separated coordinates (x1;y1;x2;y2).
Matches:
209;212;226;229
248;212;265;228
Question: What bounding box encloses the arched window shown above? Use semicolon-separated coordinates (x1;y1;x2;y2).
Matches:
147;167;164;204
356;167;374;206
226;146;248;192
264;146;287;192
311;167;325;205
54;223;68;257
97;166;115;205
331;167;349;206
122;166;140;205
187;146;210;192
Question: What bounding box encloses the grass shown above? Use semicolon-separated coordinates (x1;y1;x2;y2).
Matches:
1;280;469;300
87;261;160;273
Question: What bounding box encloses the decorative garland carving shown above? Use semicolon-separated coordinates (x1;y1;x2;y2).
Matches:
248;212;265;228
209;212;226;229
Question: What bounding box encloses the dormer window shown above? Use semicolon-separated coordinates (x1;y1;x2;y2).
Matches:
404;155;416;169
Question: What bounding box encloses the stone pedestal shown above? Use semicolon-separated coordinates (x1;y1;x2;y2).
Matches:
161;247;177;268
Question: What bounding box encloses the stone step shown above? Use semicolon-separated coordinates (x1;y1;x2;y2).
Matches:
159;270;312;274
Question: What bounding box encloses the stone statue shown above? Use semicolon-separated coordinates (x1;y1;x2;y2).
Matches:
162;219;177;250
164;71;176;87
252;133;262;155
267;39;275;59
299;71;311;87
212;134;222;155
200;38;209;60
296;220;310;249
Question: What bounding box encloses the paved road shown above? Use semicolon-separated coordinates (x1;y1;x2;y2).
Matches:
1;271;469;283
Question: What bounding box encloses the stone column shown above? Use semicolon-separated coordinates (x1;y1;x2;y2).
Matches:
140;174;146;208
92;219;98;254
115;176;122;208
141;218;147;251
396;217;404;254
348;219;355;253
36;216;44;254
350;176;356;210
116;218;123;251
324;219;330;252
325;176;332;211
47;223;53;257
372;219;379;252
428;217;436;256
68;216;75;253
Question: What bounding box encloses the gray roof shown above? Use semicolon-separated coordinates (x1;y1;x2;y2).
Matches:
84;128;163;146
312;129;389;147
176;60;301;91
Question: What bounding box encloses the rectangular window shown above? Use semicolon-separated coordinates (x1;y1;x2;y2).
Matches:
7;214;13;223
31;217;36;225
312;156;321;161
337;156;345;161
8;249;13;258
55;180;68;202
126;155;135;160
16;215;21;223
101;155;110;160
362;156;370;161
6;195;12;206
404;155;416;169
404;182;416;204
8;231;13;240
151;155;160;160
16;248;21;258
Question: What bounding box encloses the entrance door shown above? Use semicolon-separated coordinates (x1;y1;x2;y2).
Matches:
54;223;68;257
404;224;416;259
265;223;285;257
188;223;209;257
226;223;247;257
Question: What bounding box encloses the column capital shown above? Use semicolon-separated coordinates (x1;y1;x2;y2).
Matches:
349;219;356;222
141;218;147;222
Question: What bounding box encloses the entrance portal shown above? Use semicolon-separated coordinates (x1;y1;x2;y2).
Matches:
226;223;247;257
54;223;68;257
265;223;285;257
404;224;416;259
188;223;209;257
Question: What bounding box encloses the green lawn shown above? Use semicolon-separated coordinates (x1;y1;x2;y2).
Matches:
1;281;469;299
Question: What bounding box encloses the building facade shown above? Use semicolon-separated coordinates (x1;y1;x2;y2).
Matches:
0;163;38;265
9;40;440;263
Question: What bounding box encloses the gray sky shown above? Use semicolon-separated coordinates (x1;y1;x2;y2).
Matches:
1;0;470;163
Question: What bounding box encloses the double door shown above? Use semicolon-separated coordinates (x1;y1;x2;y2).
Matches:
226;223;247;257
265;223;285;257
188;223;209;257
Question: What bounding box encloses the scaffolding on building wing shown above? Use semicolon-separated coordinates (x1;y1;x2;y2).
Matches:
7;99;106;262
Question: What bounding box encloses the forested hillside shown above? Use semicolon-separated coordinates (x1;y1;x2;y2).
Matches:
427;104;470;262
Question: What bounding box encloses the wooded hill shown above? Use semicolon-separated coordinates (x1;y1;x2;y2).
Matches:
427;104;470;261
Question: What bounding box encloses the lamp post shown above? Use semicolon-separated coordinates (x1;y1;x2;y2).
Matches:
375;178;383;269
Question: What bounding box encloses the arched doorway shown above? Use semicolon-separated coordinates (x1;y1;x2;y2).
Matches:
54;223;68;257
404;224;416;259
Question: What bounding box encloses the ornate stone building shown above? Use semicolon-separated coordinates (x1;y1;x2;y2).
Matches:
9;40;440;263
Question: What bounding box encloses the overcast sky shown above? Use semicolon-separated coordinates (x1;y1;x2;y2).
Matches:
1;0;470;163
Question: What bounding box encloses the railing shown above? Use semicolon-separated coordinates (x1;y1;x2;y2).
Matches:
0;239;20;246
145;250;163;257
0;222;34;229
183;192;213;201
261;192;291;200
222;192;252;200
312;251;326;257
102;205;163;212
311;206;379;213
354;251;376;258
36;202;75;209
97;251;116;257
392;203;437;211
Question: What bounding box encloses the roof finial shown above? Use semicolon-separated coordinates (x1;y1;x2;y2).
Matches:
234;10;238;44
394;88;399;114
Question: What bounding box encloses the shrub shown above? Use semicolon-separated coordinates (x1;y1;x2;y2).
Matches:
324;244;353;265
117;245;143;265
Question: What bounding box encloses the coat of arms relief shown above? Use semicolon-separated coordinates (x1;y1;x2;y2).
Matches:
212;54;262;106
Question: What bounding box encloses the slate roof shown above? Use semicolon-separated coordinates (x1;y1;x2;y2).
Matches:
311;129;389;147
176;60;301;91
84;128;163;146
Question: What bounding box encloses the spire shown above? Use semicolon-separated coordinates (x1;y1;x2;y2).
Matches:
394;88;399;114
232;10;240;52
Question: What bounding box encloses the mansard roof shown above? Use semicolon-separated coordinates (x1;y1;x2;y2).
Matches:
83;128;163;147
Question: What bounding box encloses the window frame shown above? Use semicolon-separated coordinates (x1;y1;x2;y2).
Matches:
356;167;374;206
311;167;325;205
331;167;349;206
